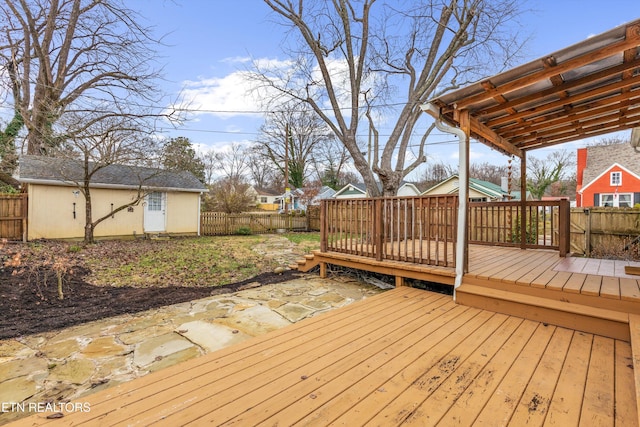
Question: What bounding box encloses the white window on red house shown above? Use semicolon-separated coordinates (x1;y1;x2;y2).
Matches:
618;194;632;207
600;193;632;207
610;171;622;186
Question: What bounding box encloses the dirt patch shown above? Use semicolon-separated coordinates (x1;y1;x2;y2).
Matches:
0;266;299;340
0;236;308;340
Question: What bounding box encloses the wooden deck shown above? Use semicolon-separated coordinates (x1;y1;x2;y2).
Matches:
11;286;639;426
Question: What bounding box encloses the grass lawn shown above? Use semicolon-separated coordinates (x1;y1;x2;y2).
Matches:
82;235;282;287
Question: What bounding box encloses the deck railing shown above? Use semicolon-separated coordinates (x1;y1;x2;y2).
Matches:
320;197;571;266
321;195;458;267
468;199;570;255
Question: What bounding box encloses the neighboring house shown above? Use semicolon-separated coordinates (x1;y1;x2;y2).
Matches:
397;182;421;197
17;155;206;240
576;144;640;207
310;186;337;205
422;175;531;201
334;183;368;199
333;182;421;199
276;188;304;211
252;187;280;211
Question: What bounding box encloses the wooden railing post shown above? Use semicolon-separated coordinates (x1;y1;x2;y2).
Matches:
558;199;570;257
374;198;383;261
320;200;327;252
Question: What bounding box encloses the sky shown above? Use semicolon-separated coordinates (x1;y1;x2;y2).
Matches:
60;1;640;180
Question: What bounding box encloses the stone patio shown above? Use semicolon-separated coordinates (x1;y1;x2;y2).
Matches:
0;274;384;425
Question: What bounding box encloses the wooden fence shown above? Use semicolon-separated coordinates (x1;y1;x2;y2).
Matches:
0;193;27;241
200;212;311;236
570;207;640;256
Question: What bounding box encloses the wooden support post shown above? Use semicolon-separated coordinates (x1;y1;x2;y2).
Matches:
395;276;405;287
319;262;327;278
458;109;470;274
520;152;527;250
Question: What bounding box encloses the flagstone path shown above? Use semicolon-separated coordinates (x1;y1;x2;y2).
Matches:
0;274;383;425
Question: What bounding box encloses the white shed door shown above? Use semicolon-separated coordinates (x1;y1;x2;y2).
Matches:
144;191;166;232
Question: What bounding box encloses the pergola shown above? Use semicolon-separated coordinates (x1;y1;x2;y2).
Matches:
422;17;640;289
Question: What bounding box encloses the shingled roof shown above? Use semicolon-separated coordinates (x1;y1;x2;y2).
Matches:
582;143;640;186
17;155;206;192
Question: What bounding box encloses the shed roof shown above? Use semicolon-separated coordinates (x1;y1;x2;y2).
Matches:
424;18;640;157
17;155;206;192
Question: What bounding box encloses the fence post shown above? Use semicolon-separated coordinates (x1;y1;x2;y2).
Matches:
585;208;592;257
558;199;570;257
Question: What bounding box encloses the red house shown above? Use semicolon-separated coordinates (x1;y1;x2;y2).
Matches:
576;143;640;207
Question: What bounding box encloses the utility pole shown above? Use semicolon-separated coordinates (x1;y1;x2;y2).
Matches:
284;123;290;214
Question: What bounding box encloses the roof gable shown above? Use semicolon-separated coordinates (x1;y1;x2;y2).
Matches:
17;156;205;192
582;143;640;186
424;175;508;199
581;162;640;192
334;182;367;197
254;187;281;196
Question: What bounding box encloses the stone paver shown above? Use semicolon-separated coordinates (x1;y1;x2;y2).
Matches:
0;273;384;425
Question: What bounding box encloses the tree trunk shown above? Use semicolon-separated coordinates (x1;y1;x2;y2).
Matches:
84;183;94;244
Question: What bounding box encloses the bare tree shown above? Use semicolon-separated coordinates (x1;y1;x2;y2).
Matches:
469;161;519;185
419;161;456;189
258;0;526;196
245;145;280;190
587;136;627;147
527;150;575;200
256;105;333;189
0;0;171;155
207;177;254;214
311;138;353;190
53;112;162;243
201;149;219;186
215;143;249;182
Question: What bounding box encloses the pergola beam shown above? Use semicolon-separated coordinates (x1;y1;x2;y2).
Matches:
453;23;640;110
469;116;523;158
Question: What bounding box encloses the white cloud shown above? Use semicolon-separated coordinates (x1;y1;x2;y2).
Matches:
175;57;297;120
179;71;261;119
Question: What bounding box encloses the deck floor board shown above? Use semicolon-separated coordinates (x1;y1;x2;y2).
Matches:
11;287;636;427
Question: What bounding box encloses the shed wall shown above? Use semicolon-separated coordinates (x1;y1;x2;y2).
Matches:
27;184;200;239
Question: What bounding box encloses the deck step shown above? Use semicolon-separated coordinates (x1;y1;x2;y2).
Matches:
293;254;320;273
456;284;630;341
630;314;640;427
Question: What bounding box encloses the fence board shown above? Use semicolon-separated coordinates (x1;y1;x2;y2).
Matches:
0;193;27;241
570;208;640;256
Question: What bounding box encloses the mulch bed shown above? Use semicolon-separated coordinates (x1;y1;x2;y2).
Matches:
0;267;299;340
